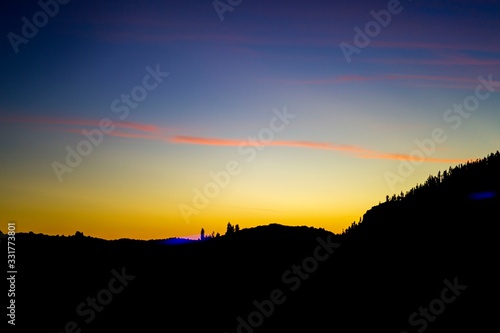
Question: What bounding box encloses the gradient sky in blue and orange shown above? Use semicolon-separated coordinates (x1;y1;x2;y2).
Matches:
1;0;499;239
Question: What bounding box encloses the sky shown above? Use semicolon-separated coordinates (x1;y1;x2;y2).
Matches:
1;0;499;240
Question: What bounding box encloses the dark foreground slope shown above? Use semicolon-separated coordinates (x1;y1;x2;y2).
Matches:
10;152;500;332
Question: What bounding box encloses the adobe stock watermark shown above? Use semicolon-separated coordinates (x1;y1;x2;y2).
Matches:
51;64;169;182
384;74;500;192
6;221;17;326
226;235;340;333
339;0;408;63
7;0;72;54
49;267;135;333
213;0;243;22
400;276;467;333
178;106;296;224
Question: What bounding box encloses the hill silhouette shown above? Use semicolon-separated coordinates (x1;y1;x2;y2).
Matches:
10;151;499;332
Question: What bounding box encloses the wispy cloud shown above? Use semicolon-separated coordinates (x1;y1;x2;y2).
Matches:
371;41;500;53
1;116;472;163
365;54;500;67
1;116;163;132
271;73;487;90
170;136;245;146
274;75;376;85
171;136;367;154
0;115;172;140
170;136;470;163
384;74;480;84
60;128;165;141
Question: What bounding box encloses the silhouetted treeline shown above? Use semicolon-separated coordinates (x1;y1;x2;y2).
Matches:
343;150;500;234
200;222;240;240
389;150;499;201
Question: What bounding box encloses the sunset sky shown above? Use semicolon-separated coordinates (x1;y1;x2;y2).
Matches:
1;0;499;239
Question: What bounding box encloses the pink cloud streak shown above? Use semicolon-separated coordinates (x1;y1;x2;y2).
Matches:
1;116;473;163
0;116;165;134
371;41;500;53
273;73;489;90
365;56;500;67
170;136;471;163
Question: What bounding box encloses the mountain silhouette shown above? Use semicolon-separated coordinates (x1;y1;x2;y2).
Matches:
11;151;499;332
